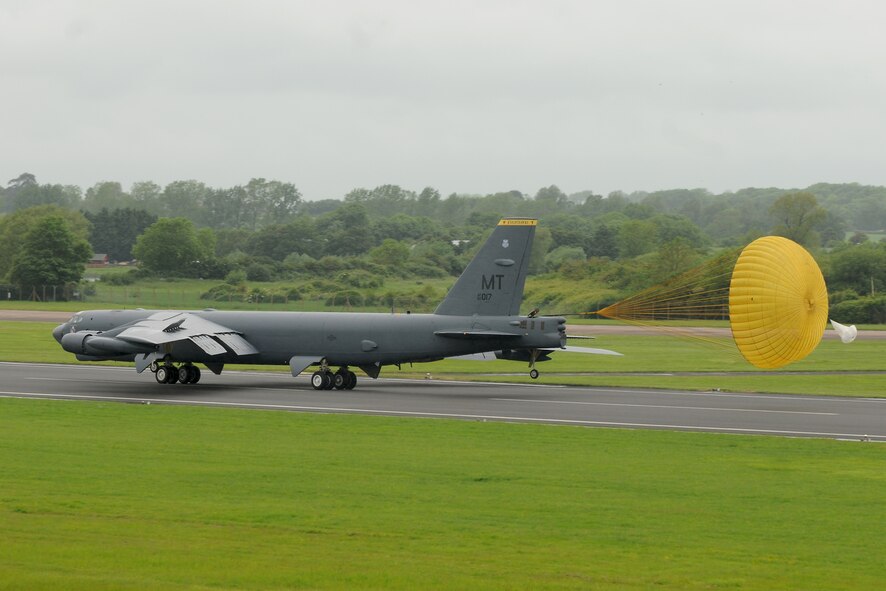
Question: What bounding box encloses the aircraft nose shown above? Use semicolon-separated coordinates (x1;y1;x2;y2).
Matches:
52;323;68;343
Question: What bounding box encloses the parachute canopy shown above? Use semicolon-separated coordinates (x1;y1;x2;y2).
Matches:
728;236;828;369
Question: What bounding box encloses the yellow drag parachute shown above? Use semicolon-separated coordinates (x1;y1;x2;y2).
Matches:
728;236;828;369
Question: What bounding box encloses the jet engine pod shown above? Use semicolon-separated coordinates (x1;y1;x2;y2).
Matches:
60;332;151;356
60;331;97;355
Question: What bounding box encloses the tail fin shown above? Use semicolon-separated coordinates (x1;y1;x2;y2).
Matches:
434;218;536;316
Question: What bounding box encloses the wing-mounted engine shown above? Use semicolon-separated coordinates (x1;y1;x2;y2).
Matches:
60;331;154;357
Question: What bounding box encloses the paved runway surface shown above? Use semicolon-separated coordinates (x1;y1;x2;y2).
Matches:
2;362;884;441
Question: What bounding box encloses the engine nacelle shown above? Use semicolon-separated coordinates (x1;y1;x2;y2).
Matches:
60;331;96;355
60;332;151;356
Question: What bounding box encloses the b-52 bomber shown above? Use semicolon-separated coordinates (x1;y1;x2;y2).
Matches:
53;218;619;389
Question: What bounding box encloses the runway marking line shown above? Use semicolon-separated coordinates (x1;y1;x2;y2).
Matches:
491;398;838;416
1;390;883;441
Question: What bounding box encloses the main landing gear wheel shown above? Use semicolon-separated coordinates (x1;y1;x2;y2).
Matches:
312;369;357;390
155;364;178;384
311;371;333;390
177;365;201;384
152;362;202;385
333;370;358;390
155;365;171;384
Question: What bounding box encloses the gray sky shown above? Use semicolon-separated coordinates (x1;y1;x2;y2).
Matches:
2;0;886;200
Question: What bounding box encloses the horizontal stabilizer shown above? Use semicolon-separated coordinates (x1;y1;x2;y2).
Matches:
449;351;499;360
562;345;622;356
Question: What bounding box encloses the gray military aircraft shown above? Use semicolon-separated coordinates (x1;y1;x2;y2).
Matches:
52;218;619;389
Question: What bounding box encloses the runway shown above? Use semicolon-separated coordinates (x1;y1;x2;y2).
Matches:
3;362;885;441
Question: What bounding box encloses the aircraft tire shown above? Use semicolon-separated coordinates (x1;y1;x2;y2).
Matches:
322;371;335;390
165;365;179;383
311;371;325;390
344;371;357;390
332;372;347;390
177;365;192;384
155;366;169;383
529;369;539;379
189;366;201;384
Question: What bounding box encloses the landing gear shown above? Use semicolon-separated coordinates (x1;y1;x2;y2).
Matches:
527;348;541;379
177;364;201;384
155;364;173;384
311;365;358;390
311;370;333;390
151;362;201;385
334;369;357;390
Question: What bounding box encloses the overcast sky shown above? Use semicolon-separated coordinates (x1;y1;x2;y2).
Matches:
2;0;886;200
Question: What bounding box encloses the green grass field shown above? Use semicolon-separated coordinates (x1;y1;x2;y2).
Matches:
2;397;884;590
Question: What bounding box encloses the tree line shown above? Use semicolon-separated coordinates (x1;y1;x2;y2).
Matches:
2;172;886;321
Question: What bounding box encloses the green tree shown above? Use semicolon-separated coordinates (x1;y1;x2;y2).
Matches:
369;239;410;267
371;214;440;242
130;181;163;215
650;214;707;248
243;178;302;229
133;218;209;275
158;180;210;219
320;203;373;256
0;205;91;280
4;173;81;211
769;192;827;246
544;246;586;272
82;182;132;213
826;243;886;296
85;208;157;261
650;238;700;283
9;216;92;287
247;217;321;260
617;220;656;258
587;225;619;258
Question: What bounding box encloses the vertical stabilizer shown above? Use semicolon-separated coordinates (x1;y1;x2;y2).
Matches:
434;218;536;316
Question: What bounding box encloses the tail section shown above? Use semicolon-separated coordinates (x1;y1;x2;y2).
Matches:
434;218;536;316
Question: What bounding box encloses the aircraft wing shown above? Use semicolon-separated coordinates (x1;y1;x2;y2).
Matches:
115;311;259;357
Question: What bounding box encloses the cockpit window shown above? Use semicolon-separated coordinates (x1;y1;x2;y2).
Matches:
71;314;83;324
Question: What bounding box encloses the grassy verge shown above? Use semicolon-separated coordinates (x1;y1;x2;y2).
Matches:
4;320;885;396
2;397;885;590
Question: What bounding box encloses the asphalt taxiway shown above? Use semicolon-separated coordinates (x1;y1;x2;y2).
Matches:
1;362;884;441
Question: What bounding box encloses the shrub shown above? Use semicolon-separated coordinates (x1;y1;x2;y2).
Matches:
225;269;247;285
246;262;273;282
830;295;886;324
200;283;247;302
101;271;137;286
